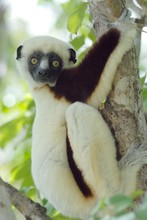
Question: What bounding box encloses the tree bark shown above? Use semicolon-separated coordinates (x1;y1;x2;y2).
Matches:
0;177;52;220
4;179;52;220
0;177;17;220
89;0;147;190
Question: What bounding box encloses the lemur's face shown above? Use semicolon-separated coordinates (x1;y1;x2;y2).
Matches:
16;36;76;88
28;50;63;87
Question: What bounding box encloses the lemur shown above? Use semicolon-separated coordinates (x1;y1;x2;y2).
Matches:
16;12;147;219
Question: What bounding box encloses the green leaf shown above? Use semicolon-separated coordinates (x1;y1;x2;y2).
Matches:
135;193;147;220
131;190;144;200
88;28;96;42
107;194;133;213
67;2;88;34
11;160;34;188
135;208;147;220
0;116;25;148
52;212;79;220
112;212;136;220
70;35;85;50
21;186;37;198
143;86;147;97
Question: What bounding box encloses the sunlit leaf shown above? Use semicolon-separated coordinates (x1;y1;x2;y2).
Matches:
52;212;80;220
11;160;34;188
70;35;85;50
21;186;37;198
142;88;147;99
131;190;144;200
67;2;88;34
0;116;25;148
88;28;96;42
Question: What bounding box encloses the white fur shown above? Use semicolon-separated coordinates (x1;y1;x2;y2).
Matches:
66;102;120;196
31;88;96;219
16;35;74;91
31;89;120;219
87;28;137;108
16;28;147;220
40;57;49;69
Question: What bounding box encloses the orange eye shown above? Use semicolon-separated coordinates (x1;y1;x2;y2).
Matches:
52;60;59;67
31;58;38;65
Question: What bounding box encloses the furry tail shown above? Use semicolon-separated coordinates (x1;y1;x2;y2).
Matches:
119;142;147;194
119;142;147;169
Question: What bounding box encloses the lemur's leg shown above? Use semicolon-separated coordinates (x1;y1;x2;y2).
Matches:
119;143;147;194
65;102;120;197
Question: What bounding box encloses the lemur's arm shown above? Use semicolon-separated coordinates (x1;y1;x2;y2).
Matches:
52;29;120;102
52;27;136;107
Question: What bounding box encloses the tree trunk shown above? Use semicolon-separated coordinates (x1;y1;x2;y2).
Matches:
89;0;147;190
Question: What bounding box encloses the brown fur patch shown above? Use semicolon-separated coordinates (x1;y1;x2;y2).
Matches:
66;136;93;198
51;28;120;103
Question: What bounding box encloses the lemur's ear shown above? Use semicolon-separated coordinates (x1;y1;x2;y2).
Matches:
16;45;23;60
69;48;77;64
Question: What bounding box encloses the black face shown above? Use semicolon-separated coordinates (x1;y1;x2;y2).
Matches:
28;51;63;87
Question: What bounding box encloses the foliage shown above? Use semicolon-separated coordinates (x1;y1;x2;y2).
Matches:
141;74;147;111
41;192;147;220
90;192;147;220
0;0;147;220
67;2;88;34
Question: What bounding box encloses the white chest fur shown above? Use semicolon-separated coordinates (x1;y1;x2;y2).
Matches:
31;86;95;219
31;86;69;186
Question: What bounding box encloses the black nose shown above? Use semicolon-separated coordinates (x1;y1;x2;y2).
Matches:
38;69;48;77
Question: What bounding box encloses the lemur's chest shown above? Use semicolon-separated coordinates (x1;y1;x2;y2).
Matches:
31;88;70;166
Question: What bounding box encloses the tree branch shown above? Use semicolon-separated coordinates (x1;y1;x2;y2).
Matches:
1;178;52;220
0;177;17;220
89;0;147;190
